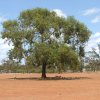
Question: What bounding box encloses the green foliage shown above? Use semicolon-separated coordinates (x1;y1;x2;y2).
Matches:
64;16;91;43
30;43;80;72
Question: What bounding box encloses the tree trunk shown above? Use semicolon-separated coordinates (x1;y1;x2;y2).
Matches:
41;62;46;78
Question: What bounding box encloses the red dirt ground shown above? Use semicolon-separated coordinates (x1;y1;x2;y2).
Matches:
0;72;100;100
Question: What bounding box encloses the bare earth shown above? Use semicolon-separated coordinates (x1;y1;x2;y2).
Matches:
0;72;100;100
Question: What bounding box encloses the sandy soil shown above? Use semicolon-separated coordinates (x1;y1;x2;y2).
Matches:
0;72;100;100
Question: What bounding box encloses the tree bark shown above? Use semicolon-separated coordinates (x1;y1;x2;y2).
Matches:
41;62;46;78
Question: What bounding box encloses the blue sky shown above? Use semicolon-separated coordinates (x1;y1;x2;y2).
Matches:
0;0;100;63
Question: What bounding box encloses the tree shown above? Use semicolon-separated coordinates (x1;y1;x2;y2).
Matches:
85;44;100;71
1;8;91;78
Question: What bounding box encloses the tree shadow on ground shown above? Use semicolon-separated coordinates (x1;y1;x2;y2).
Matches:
9;76;91;81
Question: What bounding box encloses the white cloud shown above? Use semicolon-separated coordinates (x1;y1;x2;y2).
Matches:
85;32;100;52
53;9;67;18
0;38;13;64
83;8;100;16
90;32;100;39
0;16;7;23
91;16;100;23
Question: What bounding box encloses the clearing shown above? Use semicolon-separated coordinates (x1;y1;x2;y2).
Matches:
0;72;100;100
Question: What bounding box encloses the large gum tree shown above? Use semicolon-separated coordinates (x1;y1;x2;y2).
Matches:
1;8;91;78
